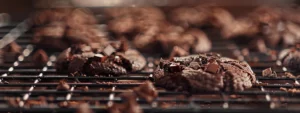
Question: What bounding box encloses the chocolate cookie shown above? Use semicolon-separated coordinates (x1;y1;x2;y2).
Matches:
56;43;146;76
132;24;212;56
31;8;108;50
153;53;256;93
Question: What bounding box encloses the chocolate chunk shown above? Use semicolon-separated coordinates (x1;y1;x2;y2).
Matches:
76;103;94;113
56;48;71;73
32;49;49;67
68;55;87;76
283;72;296;78
168;63;182;72
169;46;189;59
108;83;150;113
154;54;256;93
25;96;48;108
188;62;201;70
205;62;220;74
133;81;158;103
7;97;20;107
109;92;142;113
3;42;21;53
1;42;22;63
117;38;129;52
116;49;147;72
262;68;276;77
57;80;70;91
70;44;92;55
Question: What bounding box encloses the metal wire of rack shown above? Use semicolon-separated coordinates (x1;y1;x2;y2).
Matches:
1;22;300;113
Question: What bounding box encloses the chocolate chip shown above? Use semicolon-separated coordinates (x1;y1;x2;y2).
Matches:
205;62;220;74
262;68;276;77
68;55;87;75
169;46;189;59
168;63;182;72
89;54;104;62
133;81;158;103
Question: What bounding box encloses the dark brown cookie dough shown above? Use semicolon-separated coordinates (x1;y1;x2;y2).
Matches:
154;53;256;93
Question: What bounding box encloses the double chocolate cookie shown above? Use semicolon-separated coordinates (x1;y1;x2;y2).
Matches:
56;43;146;76
154;53;256;93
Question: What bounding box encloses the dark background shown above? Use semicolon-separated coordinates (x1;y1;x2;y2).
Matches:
0;0;34;21
0;0;297;22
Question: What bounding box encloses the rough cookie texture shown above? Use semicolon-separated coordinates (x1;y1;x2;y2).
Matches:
154;53;256;93
55;43;146;76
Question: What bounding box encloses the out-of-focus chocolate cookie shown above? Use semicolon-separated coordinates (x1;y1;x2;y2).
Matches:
66;8;98;29
279;45;300;71
132;23;212;56
154;53;256;93
31;8;109;51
